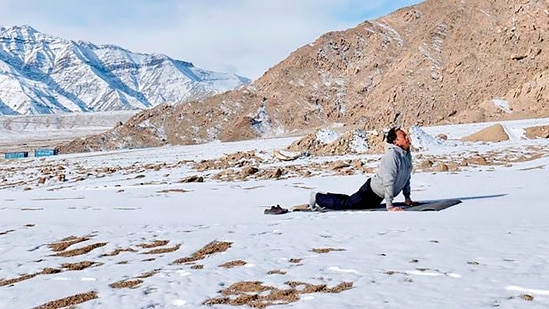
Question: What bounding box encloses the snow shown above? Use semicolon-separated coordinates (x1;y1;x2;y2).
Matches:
0;25;250;115
349;129;369;153
373;22;404;46
492;98;512;114
1;117;549;308
409;125;446;151
315;128;340;144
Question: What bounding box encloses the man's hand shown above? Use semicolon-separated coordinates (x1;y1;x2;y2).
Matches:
405;198;416;206
388;206;404;212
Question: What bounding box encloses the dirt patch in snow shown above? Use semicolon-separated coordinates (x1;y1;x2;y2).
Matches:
172;240;232;264
460;124;509;142
48;235;92;252
32;291;98;309
51;242;107;257
203;280;353;308
136;239;170;248
219;260;248;269
109;279;144;289
311;248;346;254
524;125;549;139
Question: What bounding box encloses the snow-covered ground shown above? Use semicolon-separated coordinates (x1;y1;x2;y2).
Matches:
1;118;549;308
0;111;136;153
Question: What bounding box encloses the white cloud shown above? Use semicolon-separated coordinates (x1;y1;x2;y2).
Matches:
0;0;423;80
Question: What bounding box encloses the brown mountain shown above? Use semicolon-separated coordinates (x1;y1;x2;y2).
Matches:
59;0;549;153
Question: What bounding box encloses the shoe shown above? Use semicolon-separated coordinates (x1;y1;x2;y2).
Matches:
264;205;289;215
275;205;288;214
309;192;326;212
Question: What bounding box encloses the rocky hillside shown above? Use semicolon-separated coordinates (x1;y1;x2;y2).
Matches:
59;0;549;153
0;25;249;115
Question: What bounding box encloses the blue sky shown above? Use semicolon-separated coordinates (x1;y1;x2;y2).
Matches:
0;0;423;80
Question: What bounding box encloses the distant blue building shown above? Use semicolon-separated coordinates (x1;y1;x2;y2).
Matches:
34;149;59;157
4;151;29;159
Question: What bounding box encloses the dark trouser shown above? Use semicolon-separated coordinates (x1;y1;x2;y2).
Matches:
315;178;383;210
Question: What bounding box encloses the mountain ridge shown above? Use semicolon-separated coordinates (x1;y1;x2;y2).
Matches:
0;25;250;115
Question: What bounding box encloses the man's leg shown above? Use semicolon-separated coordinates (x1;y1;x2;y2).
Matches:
315;192;351;210
314;178;372;210
315;179;382;211
343;179;383;209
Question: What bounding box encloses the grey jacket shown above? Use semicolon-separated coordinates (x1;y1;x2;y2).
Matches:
370;143;413;209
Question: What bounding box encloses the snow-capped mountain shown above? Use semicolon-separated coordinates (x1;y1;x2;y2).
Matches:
0;25;250;115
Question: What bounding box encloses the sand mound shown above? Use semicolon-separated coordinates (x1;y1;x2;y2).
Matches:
461;124;509;142
524;125;549;139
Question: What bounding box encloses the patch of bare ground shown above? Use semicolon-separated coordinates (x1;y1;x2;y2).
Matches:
31;291;98;309
48;236;92;252
415;158;459;173
0;262;100;287
288;281;353;293
135;269;161;279
524;125;549;139
172;240;232;264
0;273;38;287
266;269;287;275
491;149;544;164
521;294;535;301
31;196;85;201
193;151;261;171
52;242;107;257
61;261;103;271
109;279;144;289
177;175;204;183
311;248;346;254
101;248;137;257
219;260;247;268
461;124;509;142
156;188;190;193
0;229;15;236
190;149;376;182
203;281;353;308
142;244;181;255
288;258;302;264
113;207;139;210
40;267;62;274
0;260;105;287
106;269;156;290
415;145;548;172
0;179;27;190
0;267;67;286
137;239;169;248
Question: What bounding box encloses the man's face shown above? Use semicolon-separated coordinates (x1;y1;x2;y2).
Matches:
394;130;411;151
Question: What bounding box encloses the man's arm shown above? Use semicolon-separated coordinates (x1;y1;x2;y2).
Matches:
379;150;399;210
403;177;411;200
403;177;413;206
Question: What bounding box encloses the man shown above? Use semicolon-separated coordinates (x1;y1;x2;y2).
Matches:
309;127;414;212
